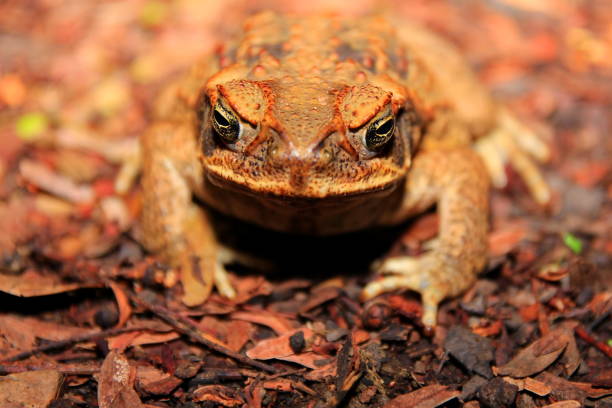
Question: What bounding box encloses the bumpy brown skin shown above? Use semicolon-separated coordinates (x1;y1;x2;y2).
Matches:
141;12;547;326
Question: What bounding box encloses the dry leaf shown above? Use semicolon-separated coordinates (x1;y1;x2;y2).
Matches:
0;270;86;297
246;328;329;368
488;222;529;257
493;328;571;378
0;370;63;408
263;378;293;392
306;363;337;382
540;401;581;408
109;281;132;328
537;262;569;282
136;365;182;395
225;319;253;352
107;331;180;350
19;159;94;203
97;349;144;408
535;372;590;404
247;328;315;361
502;376;552;396
0;313;95;352
198;315;252;352
230;310;293;335
230;275;272;304
299;286;342;314
383;384;460;408
192;385;244;406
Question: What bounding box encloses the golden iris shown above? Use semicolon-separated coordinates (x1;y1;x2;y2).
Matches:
211;103;241;143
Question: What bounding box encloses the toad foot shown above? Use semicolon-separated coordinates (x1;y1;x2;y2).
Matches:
362;252;472;328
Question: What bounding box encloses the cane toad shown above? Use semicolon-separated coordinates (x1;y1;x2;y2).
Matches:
141;12;549;327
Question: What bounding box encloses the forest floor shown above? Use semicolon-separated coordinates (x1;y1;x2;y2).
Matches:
0;1;610;407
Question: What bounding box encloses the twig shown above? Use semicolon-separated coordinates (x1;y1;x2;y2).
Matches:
575;324;612;360
1;326;150;363
0;363;100;375
129;293;279;373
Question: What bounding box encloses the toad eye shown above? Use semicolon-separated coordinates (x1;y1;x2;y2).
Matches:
211;103;241;143
364;115;395;151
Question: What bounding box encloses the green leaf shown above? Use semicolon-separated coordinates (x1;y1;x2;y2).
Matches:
15;112;48;141
563;232;583;254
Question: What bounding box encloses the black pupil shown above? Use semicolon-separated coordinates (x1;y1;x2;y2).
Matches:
376;118;394;135
214;109;230;127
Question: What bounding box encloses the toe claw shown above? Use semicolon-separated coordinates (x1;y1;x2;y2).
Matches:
214;262;236;299
180;254;214;307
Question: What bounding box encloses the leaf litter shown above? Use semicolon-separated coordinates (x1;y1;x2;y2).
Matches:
0;0;611;407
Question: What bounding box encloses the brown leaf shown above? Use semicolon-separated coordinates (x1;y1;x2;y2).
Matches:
570;377;612;398
559;328;581;377
488;221;529;257
97;349;144;408
109;281;132;328
537;262;569;282
225;319;253;353
586;292;612;317
502;376;552;396
19;159;94;203
399;213;439;246
280;351;333;369
387;295;422;319
247;328;315;361
192;385;244;406
263;378;293;392
494;328;571;378
472;320;504;337
107;331;180;351
536;372;589;404
230;310;293;335
299;286;342;314
231;275;272;304
353;329;370;344
0;197;34;258
540;401;581;408
0;369;63;408
566;160;610;188
304;361;337;381
198;315;252;352
246;328;329;369
0;313;95;353
383;384;460;408
0;270;86;297
136;365;182;395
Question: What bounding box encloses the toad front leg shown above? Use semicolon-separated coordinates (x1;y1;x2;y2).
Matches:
141;121;236;306
363;149;490;327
